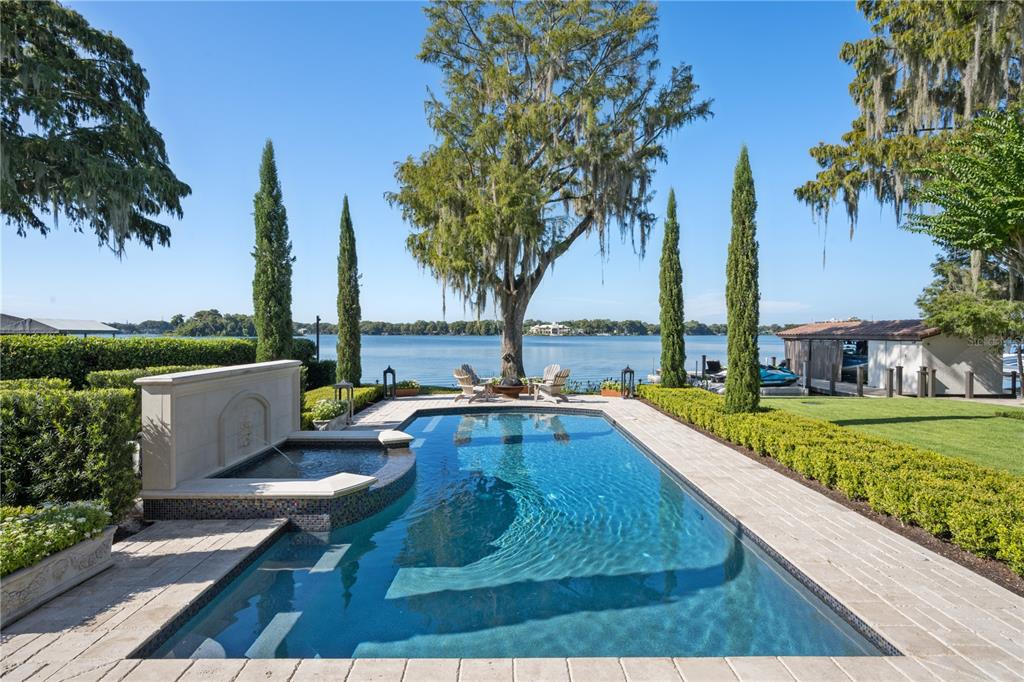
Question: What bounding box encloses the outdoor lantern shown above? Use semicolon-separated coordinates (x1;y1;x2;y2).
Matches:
382;366;397;400
333;380;354;425
620;366;635;399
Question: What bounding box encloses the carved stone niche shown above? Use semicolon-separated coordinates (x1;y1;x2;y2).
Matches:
218;391;271;468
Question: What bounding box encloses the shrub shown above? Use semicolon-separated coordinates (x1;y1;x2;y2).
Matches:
0;388;139;520
309;399;348;422
996;409;1024;421
85;365;216;389
0;501;111;576
0;377;72;391
306;359;337;390
0;336;256;387
396;379;420;389
301;385;383;429
639;385;1024;575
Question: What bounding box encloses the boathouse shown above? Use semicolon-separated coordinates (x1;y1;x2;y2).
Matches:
778;319;1005;397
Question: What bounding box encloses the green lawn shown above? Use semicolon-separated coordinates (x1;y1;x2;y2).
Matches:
763;397;1024;476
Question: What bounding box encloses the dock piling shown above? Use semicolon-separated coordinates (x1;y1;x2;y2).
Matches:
965;370;974;399
895;366;903;396
856;366;864;397
886;368;894;398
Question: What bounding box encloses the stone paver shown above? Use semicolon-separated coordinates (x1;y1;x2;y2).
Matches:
2;394;1021;681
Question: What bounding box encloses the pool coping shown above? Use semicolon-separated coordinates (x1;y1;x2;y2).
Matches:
3;395;1021;681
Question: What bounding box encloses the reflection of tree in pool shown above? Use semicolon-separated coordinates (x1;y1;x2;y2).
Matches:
398;472;517;567
453;413;490;445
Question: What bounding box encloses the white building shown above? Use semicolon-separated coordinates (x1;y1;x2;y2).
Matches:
529;322;571;336
779;319;1006;397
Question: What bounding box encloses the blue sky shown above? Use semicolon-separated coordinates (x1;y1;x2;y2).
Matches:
1;1;938;325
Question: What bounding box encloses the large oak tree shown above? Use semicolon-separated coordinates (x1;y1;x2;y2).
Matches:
1;0;190;256
389;0;710;377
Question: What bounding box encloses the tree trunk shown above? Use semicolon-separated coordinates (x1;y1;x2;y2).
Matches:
969;249;983;293
500;294;528;379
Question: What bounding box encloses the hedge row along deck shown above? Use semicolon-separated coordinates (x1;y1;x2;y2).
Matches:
638;385;1024;576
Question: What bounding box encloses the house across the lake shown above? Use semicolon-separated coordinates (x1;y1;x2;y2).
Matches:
778;319;1005;397
529;322;571;336
0;314;119;337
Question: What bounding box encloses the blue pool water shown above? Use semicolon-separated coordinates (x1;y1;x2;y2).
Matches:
154;411;883;659
215;443;387;479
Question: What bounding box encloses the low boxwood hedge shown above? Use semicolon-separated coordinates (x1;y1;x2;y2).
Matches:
301;384;384;429
0;388;139;520
1;501;111;576
0;335;318;387
0;377;72;391
638;385;1024;575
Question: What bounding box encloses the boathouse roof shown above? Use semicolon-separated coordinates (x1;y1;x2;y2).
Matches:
777;319;941;342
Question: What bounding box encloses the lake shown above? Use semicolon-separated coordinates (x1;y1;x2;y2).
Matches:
304;334;786;387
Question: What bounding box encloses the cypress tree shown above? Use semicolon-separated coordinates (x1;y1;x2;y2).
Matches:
252;140;294;362
659;189;686;387
725;146;761;413
336;195;362;385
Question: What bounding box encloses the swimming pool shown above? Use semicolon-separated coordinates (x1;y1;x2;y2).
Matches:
151;410;885;659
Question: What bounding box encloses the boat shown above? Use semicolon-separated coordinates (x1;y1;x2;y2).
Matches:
760;365;799;387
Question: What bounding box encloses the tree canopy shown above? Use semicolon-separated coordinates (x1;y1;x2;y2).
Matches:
795;0;1022;237
0;0;190;256
906;107;1024;299
389;0;710;376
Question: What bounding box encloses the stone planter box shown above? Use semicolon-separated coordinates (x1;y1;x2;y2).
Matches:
1;525;116;625
600;388;621;397
395;388;420;397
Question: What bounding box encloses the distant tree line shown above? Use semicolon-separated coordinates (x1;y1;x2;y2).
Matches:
109;312;797;338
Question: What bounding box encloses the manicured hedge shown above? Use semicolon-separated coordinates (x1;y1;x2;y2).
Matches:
996;409;1024;421
0;335;319;387
638;386;1024;575
0;388;139;520
306;359;337;390
0;377;72;391
85;365;216;389
1;501;111;576
301;384;384;429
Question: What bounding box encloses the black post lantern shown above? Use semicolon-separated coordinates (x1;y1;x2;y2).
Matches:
315;315;321;362
620;366;635;399
382;366;397;400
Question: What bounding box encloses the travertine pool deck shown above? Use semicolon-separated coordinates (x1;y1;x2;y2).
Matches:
2;395;1022;681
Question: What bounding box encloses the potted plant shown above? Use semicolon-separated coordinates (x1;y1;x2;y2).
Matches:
395;380;421;397
309;398;348;430
600;380;622;397
1;501;115;625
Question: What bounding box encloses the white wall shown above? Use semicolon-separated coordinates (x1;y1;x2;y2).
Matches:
137;361;302;490
922;335;1004;395
867;340;921;394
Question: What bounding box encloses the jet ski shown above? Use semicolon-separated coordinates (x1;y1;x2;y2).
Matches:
760;364;800;387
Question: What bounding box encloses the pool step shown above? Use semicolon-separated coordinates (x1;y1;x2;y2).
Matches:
244;611;301;658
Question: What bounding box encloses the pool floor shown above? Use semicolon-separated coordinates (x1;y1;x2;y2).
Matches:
155;411;883;659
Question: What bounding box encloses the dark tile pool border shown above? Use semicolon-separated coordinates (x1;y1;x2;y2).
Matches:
143;451;416;532
395;404;902;657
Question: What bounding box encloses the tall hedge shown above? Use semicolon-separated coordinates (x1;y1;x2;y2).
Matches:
0;335;316;387
252;139;294;362
336;195;362;385
639;386;1024;575
659;189;686;387
0;388;139;520
0;336;254;387
725;146;760;413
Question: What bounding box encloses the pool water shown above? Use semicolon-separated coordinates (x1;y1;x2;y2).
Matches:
156;411;883;658
215;443;388;479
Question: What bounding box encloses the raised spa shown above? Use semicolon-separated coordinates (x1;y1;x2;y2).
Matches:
214;442;390;479
148;411;889;659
